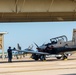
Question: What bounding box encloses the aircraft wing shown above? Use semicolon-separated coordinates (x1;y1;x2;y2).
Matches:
13;49;49;55
24;50;49;55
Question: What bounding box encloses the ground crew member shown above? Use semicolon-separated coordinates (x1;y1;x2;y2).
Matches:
7;46;12;62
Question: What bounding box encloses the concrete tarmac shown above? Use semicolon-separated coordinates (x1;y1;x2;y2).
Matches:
0;55;76;75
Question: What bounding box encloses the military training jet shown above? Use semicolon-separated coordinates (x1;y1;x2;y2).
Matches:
12;43;34;59
13;29;76;61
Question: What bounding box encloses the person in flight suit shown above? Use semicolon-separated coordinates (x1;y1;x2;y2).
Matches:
7;46;12;62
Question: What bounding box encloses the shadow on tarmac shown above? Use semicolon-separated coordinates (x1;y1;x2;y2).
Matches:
0;60;35;63
0;59;61;63
61;73;76;75
0;58;76;63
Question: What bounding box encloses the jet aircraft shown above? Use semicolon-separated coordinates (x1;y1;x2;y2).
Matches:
12;44;33;59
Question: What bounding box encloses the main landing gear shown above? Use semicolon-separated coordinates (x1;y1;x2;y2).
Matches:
62;55;68;60
32;54;68;61
56;54;68;60
31;54;46;61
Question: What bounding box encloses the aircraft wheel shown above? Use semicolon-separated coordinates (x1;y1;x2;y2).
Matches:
34;57;39;61
33;54;39;61
40;55;46;61
62;55;68;60
56;57;62;59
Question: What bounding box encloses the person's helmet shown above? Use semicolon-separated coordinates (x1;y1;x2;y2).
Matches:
9;46;11;49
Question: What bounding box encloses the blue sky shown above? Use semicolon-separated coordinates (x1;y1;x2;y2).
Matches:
0;22;76;52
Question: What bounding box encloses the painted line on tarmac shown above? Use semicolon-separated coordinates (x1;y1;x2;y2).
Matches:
0;67;76;74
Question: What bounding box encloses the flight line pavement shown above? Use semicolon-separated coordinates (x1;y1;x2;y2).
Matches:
0;54;76;75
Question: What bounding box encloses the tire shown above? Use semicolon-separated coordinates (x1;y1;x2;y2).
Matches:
56;57;62;59
32;54;39;61
40;55;46;61
62;55;68;60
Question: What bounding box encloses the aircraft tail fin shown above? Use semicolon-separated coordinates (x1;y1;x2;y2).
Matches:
17;43;21;50
72;29;76;45
34;42;39;48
